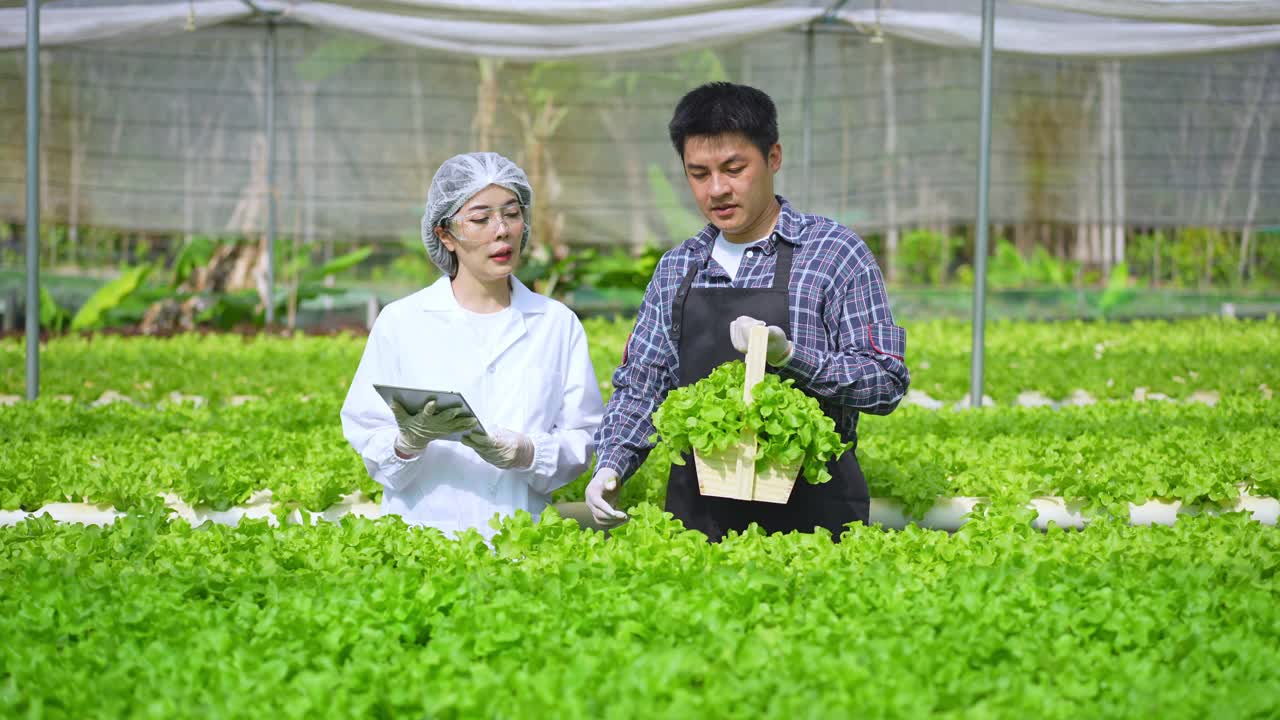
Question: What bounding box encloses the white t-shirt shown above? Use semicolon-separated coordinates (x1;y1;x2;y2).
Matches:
712;231;772;281
461;305;516;354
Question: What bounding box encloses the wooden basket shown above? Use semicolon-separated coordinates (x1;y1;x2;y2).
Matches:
693;325;801;504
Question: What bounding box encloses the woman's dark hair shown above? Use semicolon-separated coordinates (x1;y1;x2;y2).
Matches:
668;82;778;160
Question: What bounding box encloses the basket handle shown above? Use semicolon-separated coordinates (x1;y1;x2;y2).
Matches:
743;323;769;404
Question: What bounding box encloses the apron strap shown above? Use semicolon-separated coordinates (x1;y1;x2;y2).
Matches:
671;261;700;349
772;239;794;291
670;235;796;348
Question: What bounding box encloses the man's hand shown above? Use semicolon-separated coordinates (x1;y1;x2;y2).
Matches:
729;315;793;366
392;399;478;457
460;428;535;470
585;468;627;527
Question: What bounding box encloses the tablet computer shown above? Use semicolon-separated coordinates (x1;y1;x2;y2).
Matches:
373;383;487;441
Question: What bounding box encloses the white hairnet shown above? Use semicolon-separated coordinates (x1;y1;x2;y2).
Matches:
421;152;534;277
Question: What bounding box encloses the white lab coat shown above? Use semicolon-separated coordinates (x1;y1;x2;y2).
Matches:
340;276;604;539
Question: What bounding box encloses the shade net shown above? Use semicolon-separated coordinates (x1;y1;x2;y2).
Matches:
1;21;1277;254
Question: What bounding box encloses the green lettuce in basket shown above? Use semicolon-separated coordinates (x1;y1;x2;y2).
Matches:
649;361;852;485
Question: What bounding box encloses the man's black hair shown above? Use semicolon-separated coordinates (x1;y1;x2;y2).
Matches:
668;82;779;161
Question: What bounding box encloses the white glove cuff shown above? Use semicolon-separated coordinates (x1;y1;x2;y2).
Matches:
769;341;796;367
394;434;428;458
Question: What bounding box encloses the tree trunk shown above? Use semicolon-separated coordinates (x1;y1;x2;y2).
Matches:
1109;62;1126;268
140;241;266;334
69;56;84;267
1214;63;1269;226
405;42;431;270
1098;61;1114;272
880;38;898;283
599;92;648;250
471;59;502;151
1157;229;1167;285
298;77;323;322
181;85;194;244
1191;68;1215;223
1074;71;1098;273
40;49;50;265
840;40;858;229
517;91;570;259
923;53;943;240
287;234;300;330
1203;232;1214;290
1238;82;1275;284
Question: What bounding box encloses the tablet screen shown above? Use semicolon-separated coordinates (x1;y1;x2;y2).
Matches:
372;383;488;439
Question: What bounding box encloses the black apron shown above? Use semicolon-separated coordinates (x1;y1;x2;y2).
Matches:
664;239;871;542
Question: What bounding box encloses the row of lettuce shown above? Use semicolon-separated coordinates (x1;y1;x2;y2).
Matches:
2;318;1275;518
2;391;1276;518
1;509;1277;717
2;317;1276;405
4;318;1275;716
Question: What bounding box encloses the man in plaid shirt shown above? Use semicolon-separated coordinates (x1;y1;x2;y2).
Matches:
586;82;909;541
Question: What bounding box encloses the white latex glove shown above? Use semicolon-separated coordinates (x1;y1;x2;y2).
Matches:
585;468;627;527
729;315;794;366
460;428;535;470
391;399;478;457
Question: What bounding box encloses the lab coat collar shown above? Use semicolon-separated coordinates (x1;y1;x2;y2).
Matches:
417;275;547;370
417;275;548;316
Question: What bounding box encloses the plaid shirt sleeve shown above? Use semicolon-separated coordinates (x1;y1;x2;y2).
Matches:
593;254;682;480
780;245;910;415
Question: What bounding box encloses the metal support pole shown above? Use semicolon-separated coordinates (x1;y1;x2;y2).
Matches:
25;0;40;401
801;24;816;208
264;20;277;326
1110;62;1126;266
969;0;995;409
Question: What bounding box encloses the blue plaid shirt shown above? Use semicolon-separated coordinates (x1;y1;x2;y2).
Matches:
595;197;910;481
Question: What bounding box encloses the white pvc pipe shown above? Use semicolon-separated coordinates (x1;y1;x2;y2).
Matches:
21;502;127;526
3;494;1276;530
873;494;1280;532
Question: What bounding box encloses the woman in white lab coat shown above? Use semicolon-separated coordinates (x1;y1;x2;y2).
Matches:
340;152;604;538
